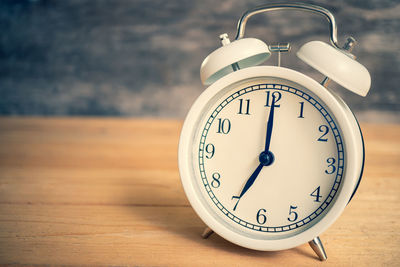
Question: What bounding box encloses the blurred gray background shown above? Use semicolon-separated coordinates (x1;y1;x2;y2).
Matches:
0;0;399;122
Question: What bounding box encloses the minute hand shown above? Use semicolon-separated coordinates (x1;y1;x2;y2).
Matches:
264;94;276;152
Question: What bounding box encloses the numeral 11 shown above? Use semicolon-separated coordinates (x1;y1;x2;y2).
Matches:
238;99;250;115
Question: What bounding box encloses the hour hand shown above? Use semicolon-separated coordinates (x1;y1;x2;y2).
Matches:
232;163;263;211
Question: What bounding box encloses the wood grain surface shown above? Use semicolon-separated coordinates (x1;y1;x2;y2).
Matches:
0;117;399;266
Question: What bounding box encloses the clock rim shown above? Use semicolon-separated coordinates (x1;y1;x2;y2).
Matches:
178;65;363;251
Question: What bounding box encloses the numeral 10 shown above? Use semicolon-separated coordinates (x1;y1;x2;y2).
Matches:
216;118;231;134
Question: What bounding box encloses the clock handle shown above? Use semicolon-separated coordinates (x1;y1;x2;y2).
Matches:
235;2;345;51
233;2;371;96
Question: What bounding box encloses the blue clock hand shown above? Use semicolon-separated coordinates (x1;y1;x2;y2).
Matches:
232;163;263;211
232;96;276;211
264;94;276;152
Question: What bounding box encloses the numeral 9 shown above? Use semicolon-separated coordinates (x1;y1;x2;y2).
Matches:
205;143;215;159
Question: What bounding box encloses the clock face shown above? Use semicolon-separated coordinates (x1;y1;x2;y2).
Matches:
191;77;345;239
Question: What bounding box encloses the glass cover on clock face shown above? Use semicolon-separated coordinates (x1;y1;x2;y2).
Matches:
191;77;345;239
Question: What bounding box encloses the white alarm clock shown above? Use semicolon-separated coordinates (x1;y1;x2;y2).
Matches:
178;3;370;261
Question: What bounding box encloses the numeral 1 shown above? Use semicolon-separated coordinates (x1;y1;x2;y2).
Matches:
298;102;304;118
238;99;250;115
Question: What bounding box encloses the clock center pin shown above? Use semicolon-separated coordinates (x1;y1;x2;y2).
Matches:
259;151;275;166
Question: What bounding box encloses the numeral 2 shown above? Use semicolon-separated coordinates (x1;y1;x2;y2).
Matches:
238;99;250;115
318;125;329;142
216;118;231;134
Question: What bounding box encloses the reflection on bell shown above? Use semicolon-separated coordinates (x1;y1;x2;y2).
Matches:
200;34;270;85
297;41;371;96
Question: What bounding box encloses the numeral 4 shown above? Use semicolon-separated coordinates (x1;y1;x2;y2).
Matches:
310;186;322;202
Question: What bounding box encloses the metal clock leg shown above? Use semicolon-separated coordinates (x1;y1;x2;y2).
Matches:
201;227;214;239
202;227;327;261
309;236;328;261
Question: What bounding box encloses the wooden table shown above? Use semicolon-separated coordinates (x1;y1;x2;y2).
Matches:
0;117;399;266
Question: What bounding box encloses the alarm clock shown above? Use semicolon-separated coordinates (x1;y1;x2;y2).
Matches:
178;3;370;261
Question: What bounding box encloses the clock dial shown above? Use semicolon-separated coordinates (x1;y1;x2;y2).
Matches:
193;78;345;238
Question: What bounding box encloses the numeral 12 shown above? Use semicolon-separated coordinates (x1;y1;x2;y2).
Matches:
265;91;282;107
